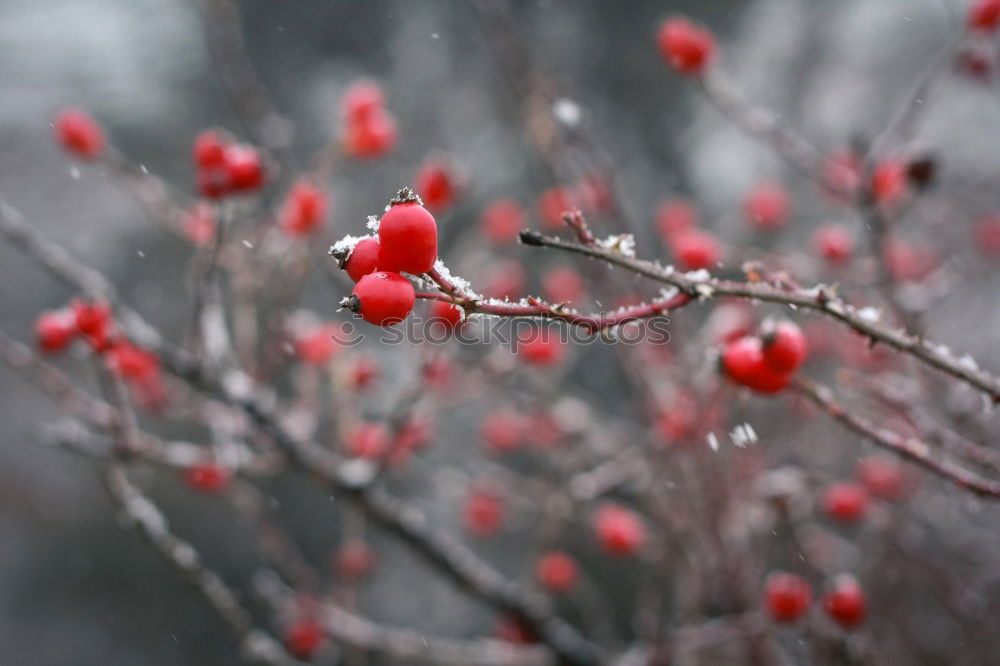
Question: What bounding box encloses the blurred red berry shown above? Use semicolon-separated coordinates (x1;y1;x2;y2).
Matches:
343;111;397;159
812;224;854;264
347;422;390;460
656;199;698;241
183;463;230;494
192;129;227;169
107;340;160;384
823;482;869;523
224;144;265;192
822;150;863;202
35;310;76;354
71;299;110;338
294;324;341;366
969;0;1000;32
429;300;464;332
870;159;907;206
765;572;813;623
464;489;504;537
348;272;415;326
721;336;790;394
284;619;326;660
656;17;715;75
974;215;1000;256
823;575;867;629
594;504;646;556
671;229;721;271
481;409;527;453
196;167;230;200
280;180;328;236
883;239;936;282
761;321;807;374
182;202;216;247
415;160;459;212
54;108;104;160
743;183;790;231
537;187;577;229
519;331;565;367
347;355;379;390
421;355;453;389
378;200;438;274
536;551;579;593
334;540;375;580
341;79;386;122
343;237;382;283
542;266;585;304
856;457;906;501
480;199;526;245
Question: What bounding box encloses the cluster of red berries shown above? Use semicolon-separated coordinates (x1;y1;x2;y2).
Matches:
340;79;397;159
335;188;438;326
764;572;867;629
822;456;906;522
192;129;266;198
720;320;808;394
655;199;722;271
36;300;166;407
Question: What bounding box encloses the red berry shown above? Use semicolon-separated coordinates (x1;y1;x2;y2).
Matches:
343;237;382;283
347;355;379;390
480;199;526;245
654;391;698;443
429;300;464;331
196;167;230;200
71;299;111;338
883;239;936;282
294;324;341;366
969;0;1000;31
594;504;646;556
761;321;807;374
519;330;565;367
192;130;227;169
822;482;869;523
484;260;528;300
823;575;867;629
765;572;813;623
377;199;438;274
870;159;907;206
107;340;160;383
334;540;375;580
343;112;397;159
54;108;104;160
280;180;328;236
347;422;390;460
536;551;578;593
183;463;230;494
656;199;698;240
974;215;1000;256
284;619;326;660
481;409;527;453
542;266;585;304
341;79;386;122
422;355;453;389
182;202;216;247
495;616;540;645
224;144;265;192
390;417;433;464
721;337;790;394
812;224;854;264
856;457;905;500
576;172;613;213
537;187;577;229
822;150;863;203
347;272;415;326
415;160;458;212
35;310;76;354
743;183;790;231
464;489;504;537
656;17;715;75
671;229;721;271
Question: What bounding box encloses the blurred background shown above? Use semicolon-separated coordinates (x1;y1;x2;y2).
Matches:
1;0;999;664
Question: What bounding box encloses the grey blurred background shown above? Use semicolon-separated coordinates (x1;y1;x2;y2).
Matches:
1;0;997;664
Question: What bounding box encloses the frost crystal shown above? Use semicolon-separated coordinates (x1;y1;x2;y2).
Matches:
597;234;636;257
552;98;582;127
857;306;881;323
329;234;368;260
958;354;980;372
684;269;711;282
730;423;758;448
366;215;380;232
431;260;480;299
707;432;720;452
